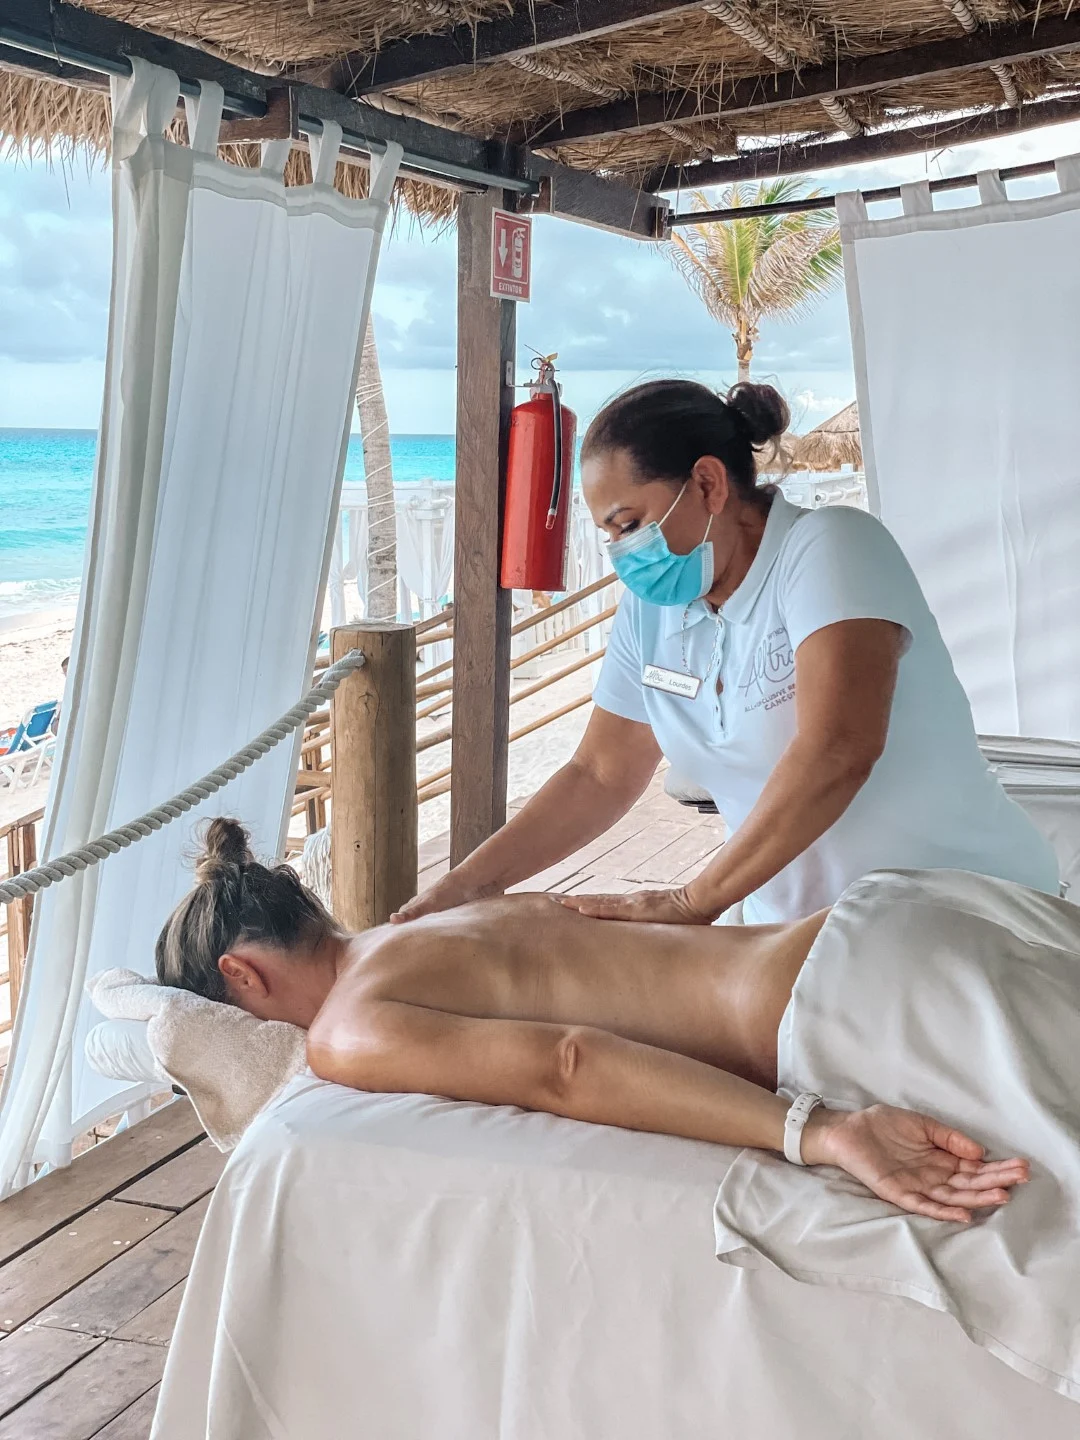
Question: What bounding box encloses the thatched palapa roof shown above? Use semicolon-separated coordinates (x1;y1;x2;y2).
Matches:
788;401;863;471
3;0;1080;218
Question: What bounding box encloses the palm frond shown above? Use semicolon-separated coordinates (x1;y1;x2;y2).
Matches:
667;180;844;365
746;227;843;322
667;230;740;328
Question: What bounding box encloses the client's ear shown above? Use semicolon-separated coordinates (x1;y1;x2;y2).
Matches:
218;952;269;999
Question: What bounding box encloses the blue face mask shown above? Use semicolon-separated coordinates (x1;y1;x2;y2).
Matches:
607;487;714;607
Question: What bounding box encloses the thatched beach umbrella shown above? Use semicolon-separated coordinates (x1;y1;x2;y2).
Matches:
787;402;863;472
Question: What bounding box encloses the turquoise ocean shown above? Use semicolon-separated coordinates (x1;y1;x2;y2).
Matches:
0;429;457;623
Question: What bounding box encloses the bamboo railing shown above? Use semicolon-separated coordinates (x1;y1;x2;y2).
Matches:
0;806;44;1041
415;575;616;805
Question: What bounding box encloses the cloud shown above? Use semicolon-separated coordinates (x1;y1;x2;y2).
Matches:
0;155;111;364
4;116;1079;427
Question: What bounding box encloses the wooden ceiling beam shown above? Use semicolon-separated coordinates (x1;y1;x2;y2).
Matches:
521;11;1080;144
325;0;706;95
644;94;1080;193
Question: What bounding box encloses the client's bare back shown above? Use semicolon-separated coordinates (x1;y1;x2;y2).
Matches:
339;895;826;1089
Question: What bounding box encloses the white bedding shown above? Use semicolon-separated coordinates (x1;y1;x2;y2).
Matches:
153;1073;1079;1438
715;868;1080;1403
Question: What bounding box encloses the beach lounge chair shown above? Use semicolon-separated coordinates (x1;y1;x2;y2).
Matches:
0;700;59;790
1;700;58;756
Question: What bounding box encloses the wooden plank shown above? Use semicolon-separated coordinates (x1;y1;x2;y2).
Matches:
37;1197;210;1339
417;832;450;870
331;623;419;929
416;859;450;891
113;1283;185;1348
524;12;1080;145
629;820;727;884
0;1101;203;1267
0;1325;102;1419
0;1204;168;1334
671;845;725;886
646;94;1080;193
0;1339;164;1440
564;876;639;895
115;1143;225;1212
449;190;516;867
334;0;705;92
595;819;693;876
89;1384;159;1439
506;784;671;894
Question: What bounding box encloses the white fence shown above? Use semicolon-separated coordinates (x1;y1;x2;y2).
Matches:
329;473;869;662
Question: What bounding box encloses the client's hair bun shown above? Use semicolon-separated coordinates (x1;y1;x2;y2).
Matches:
195;816;254;884
725;383;790;449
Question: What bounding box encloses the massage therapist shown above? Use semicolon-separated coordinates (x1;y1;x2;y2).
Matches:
396;379;1058;927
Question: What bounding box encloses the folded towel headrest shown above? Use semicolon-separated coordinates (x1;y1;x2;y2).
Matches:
86;968;307;1150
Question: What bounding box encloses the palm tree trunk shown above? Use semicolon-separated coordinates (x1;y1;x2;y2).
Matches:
354;316;398;622
734;317;754;384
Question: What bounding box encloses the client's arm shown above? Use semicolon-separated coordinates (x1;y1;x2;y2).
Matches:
307;1001;1027;1222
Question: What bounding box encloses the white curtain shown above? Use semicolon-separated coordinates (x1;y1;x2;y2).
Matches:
839;157;1080;740
0;59;400;1192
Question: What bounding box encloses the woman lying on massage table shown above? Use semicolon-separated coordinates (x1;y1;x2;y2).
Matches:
157;818;1028;1223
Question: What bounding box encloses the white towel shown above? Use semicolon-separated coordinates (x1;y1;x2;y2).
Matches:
713;869;1080;1403
87;968;307;1150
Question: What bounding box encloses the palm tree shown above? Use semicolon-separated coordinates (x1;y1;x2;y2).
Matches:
669;180;843;382
354;316;398;622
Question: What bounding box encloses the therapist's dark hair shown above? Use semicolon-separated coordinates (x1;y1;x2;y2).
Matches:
581;379;789;502
155;817;341;1002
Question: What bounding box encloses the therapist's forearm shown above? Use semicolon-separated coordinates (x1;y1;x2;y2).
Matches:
685;737;876;918
452;757;646;896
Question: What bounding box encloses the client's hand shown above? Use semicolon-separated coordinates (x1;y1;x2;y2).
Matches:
557;886;716;925
804;1104;1030;1223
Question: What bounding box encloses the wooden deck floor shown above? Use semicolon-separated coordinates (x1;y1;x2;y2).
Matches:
0;782;723;1438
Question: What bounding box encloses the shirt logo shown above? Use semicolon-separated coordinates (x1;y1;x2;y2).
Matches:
740;626;796;714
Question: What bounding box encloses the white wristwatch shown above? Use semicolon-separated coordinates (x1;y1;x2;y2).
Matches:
783;1092;824;1165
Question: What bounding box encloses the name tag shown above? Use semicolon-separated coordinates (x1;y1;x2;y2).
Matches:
642;665;701;699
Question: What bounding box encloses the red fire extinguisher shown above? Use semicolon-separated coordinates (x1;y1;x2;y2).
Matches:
500;354;577;592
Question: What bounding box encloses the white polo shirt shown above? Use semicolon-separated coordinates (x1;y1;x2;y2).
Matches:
594;494;1059;922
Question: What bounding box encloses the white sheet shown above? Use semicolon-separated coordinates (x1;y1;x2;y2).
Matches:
839;158;1080;740
715;868;1080;1402
0;60;400;1190
153;1075;1079;1438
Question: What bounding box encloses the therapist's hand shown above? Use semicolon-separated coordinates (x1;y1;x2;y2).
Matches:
557;886;716;925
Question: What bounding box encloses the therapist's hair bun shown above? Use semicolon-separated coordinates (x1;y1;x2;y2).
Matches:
725;383;789;450
582;377;790;504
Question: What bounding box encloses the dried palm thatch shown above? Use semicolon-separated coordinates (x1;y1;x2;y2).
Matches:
787;401;863;471
0;68;456;221
3;0;1080;192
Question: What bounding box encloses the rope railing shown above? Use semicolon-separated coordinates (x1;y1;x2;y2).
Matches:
0;650;366;906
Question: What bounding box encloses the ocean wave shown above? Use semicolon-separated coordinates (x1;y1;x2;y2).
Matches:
0;577;83;621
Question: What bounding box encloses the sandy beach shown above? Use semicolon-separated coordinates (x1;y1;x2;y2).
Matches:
0;607;76;730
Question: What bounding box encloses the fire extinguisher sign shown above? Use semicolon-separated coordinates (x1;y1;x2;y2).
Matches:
490;210;532;302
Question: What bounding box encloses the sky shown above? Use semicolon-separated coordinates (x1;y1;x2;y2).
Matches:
2;116;1079;434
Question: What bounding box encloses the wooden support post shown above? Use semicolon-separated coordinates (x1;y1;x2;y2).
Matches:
5;817;38;1018
330;623;418;929
450;190;516;866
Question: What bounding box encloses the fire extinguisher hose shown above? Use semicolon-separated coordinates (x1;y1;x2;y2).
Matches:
545;378;563;532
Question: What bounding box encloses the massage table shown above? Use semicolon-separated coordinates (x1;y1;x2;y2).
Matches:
150;1071;1079;1438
